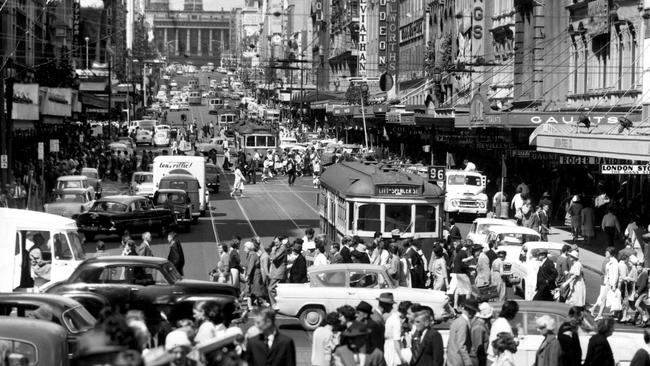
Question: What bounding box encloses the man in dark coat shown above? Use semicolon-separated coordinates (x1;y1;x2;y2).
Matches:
332;322;385;366
246;308;296;366
355;301;385;352
533;249;558;301
411;310;444;366
166;232;185;276
288;242;307;283
448;218;462;245
340;236;353;263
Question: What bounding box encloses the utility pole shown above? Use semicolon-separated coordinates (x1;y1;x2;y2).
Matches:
108;58;112;140
0;57;7;190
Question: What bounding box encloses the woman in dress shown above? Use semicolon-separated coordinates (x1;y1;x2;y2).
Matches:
244;241;266;308
230;163;246;197
428;244;448;291
383;301;408;366
492;332;517;366
491;250;507;301
313;241;329;266
568;195;583;241
564;250;586;307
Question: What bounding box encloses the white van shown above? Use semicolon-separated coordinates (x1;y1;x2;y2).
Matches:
153;156;208;216
0;208;86;292
444;170;488;216
128;119;157;134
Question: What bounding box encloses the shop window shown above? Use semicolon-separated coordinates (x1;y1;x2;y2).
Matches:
385;204;411;232
357;204;381;232
415;205;437;233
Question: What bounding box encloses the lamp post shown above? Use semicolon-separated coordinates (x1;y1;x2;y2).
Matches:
84;37;90;69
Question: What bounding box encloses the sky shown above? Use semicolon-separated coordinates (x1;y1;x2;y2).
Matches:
80;0;103;7
80;0;245;10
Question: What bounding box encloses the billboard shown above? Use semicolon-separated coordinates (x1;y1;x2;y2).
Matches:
41;88;72;117
11;84;40;120
358;0;368;75
378;0;387;72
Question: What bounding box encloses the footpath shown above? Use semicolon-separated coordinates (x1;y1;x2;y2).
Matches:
548;225;622;276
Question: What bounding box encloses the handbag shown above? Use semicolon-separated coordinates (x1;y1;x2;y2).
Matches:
476;285;499;301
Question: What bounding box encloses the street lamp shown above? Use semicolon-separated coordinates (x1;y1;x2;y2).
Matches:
84;37;90;69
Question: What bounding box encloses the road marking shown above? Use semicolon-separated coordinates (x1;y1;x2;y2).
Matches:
220;171;259;237
208;199;221;245
287;187;319;216
260;184;304;231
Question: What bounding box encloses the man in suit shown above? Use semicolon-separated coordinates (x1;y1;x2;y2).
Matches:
533;249;558;301
166;232;185;276
330;243;344;264
260;242;272;286
448;218;462;245
288;242;308;283
538;204;550;241
268;237;288;310
355;301;384;352
332;322;385;366
446;298;477;366
410;310;444;366
246;308;296;366
340;236;353;263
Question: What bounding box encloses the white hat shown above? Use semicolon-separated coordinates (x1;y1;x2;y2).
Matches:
568;250;579;260
630;255;639;265
165;330;192;351
477;302;494;319
572;195;579;203
197;326;244;354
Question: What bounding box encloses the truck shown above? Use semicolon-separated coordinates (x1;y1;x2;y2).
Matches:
0;208;86;292
444;169;488;216
153;156;208;216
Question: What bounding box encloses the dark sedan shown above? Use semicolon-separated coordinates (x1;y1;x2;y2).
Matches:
45;256;240;319
76;195;176;241
0;293;96;354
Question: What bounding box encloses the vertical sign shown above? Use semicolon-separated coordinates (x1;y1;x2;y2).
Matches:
386;0;399;86
73;0;80;58
50;139;60;153
471;0;484;61
37;143;44;160
315;0;323;23
378;0;387;72
358;0;368;76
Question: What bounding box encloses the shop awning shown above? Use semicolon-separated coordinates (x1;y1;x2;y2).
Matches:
80;93;109;108
296;90;345;103
456;110;643;129
529;120;650;161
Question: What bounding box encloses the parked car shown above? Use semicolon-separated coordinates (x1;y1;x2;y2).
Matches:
205;163;220;193
45;256;240;318
135;129;153;146
80;167;102;198
276;264;453;330
0;317;70;365
55;175;95;199
466;218;517;246
195;138;225;155
0;293;96;354
153;130;171;147
152;189;193;231
433;301;644;366
75;195;176;241
130;172;154;196
44;189;95;218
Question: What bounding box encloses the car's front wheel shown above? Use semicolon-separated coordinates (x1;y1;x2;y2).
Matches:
299;307;326;331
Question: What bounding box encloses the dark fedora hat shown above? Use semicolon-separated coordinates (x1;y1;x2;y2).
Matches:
356;301;373;314
376;292;395;304
342;322;370;337
463;298;480;312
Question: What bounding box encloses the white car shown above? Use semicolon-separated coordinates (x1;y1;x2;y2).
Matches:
276;264;453;330
170;104;180;111
130;172;154;196
153;131;171;147
279;137;298;149
179;102;190;111
466;218;517;246
44;188;95;218
155;124;171;133
135;129;153;146
170;81;178;88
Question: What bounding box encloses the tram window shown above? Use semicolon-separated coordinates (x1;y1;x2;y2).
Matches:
268;136;276;146
348;202;354;230
415;205;437;232
357;204;381;232
385;204;412;232
256;136;267;146
246;136;256;147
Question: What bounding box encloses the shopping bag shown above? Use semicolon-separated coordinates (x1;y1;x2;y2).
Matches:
607;288;623;311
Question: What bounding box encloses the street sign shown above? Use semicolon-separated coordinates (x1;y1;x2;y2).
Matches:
0;155;7;169
601;164;650;174
37;143;44;160
50;139;60;153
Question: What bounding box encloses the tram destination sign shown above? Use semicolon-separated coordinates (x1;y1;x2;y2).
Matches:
376;185;421;196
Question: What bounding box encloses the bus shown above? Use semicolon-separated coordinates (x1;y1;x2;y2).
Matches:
318;161;445;257
234;122;278;156
188;91;202;105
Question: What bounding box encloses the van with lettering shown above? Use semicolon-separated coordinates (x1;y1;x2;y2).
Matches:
152;156;208;216
444;170;488;216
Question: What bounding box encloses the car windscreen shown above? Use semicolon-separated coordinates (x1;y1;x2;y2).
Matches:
448;175;482;186
67;231;86;260
57;180;83;189
138;174;154;183
497;233;540;245
90;201;128;213
82;171;98;179
62;306;96;333
55;194;86;203
206;166;218;174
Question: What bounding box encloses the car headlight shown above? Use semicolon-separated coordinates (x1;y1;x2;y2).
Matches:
478;201;486;208
451;200;458;207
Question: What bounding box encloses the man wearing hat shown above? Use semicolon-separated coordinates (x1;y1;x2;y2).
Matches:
332;322;385;366
356;301;384;352
447;298;478;366
289;239;307;283
533;248;558;301
374;292;395;325
470;303;493;366
165;330;197;366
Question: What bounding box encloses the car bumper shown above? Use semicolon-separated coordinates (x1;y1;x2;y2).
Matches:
445;207;488;215
79;225;118;234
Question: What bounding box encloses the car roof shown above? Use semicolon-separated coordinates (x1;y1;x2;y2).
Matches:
58;175;87;181
81;255;170;266
156;189;187;194
525;241;567;249
308;263;385;274
0;293;83;313
0;208;77;228
161;173;198;180
473;218;516;226
488;225;541;235
134;172;153;176
96;195;147;204
81;167;98;173
0;316;67;341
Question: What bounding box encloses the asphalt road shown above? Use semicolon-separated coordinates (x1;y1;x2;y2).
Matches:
96;100;605;365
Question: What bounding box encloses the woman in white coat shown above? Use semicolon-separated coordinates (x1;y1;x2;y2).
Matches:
230;164;247;197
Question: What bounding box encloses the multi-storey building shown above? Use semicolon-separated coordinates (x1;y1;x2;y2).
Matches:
328;0;359;92
311;0;331;92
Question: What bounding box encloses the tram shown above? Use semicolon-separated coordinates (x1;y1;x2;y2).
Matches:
233;122;278;156
319;161;445;256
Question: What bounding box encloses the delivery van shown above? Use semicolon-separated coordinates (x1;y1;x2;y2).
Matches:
153;156;208;216
0;208;86;292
